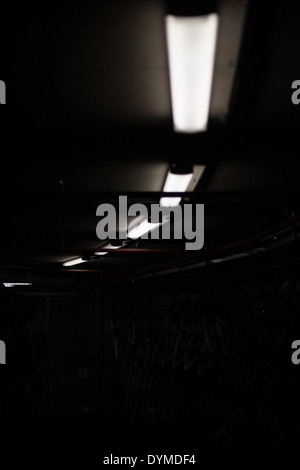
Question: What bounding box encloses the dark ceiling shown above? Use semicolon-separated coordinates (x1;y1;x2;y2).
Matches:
0;0;300;290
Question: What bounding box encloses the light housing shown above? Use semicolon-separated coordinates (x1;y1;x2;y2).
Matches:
160;170;193;207
165;13;219;133
3;282;32;288
160;164;205;207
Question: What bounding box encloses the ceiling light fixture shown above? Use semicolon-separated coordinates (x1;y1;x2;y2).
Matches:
3;282;32;288
63;257;86;267
160;169;193;207
128;218;160;240
165;13;219;133
94;243;122;256
160;164;205;207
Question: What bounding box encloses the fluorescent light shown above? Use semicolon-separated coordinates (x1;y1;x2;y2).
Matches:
63;257;86;267
160;165;206;207
128;218;160;239
160;171;193;207
94;243;122;256
211;253;249;264
166;14;219;132
3;282;32;288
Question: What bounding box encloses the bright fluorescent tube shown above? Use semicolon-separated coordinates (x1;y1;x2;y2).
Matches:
160;171;193;207
63;257;86;267
166;14;219;133
94;243;122;256
3;282;32;288
128;218;160;240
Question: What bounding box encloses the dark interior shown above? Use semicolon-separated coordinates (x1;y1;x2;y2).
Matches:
1;0;300;452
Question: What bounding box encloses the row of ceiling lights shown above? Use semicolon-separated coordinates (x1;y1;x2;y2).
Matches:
63;4;236;267
63;164;205;266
